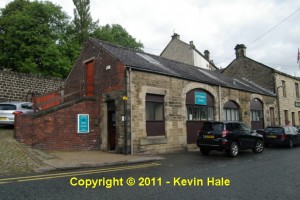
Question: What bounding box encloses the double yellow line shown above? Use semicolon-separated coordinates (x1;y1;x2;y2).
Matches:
0;162;161;185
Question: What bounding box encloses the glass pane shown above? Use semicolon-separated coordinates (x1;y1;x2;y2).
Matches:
227;109;231;121
208;107;214;120
146;102;155;120
200;107;208;120
155;103;164;120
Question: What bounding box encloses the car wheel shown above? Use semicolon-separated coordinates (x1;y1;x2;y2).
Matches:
253;140;264;153
200;147;210;155
288;139;294;148
228;142;239;157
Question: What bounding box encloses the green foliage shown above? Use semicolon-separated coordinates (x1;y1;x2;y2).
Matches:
72;0;97;44
92;24;144;51
0;0;144;78
0;0;80;78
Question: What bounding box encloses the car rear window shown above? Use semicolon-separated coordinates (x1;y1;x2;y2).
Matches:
0;104;17;110
201;123;224;132
265;127;284;135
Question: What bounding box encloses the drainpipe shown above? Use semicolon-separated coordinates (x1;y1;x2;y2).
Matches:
218;86;222;121
276;85;282;126
128;67;133;155
123;66;132;155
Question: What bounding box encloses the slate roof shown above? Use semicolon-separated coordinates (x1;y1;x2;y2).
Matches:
90;38;275;97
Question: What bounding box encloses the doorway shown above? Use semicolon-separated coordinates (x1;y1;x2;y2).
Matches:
107;101;116;151
270;107;275;126
86;61;94;96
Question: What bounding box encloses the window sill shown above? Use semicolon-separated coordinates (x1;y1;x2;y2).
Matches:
140;136;167;145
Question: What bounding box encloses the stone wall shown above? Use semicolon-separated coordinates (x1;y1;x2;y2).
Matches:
0;70;64;102
130;70;277;154
222;57;275;92
275;73;300;126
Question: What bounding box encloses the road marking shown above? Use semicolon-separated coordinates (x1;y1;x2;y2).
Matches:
0;162;161;185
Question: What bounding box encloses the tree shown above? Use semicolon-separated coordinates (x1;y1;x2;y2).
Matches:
92;24;144;51
72;0;97;44
72;0;143;51
0;0;80;78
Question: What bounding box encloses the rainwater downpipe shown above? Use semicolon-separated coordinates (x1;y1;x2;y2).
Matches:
276;85;283;126
218;86;222;121
128;67;133;155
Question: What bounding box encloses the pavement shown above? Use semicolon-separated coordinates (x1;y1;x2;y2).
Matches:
0;126;163;176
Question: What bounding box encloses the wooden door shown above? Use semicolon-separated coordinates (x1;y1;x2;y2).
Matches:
107;101;116;150
86;61;94;96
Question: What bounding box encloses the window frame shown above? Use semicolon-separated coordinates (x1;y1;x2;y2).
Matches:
145;94;165;136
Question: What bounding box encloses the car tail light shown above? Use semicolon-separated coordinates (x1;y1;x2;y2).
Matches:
222;130;229;137
281;133;286;140
13;111;23;115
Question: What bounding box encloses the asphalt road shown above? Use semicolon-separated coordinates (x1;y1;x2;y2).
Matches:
1;146;300;200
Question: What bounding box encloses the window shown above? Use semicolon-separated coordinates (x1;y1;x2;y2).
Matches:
292;112;295;126
282;80;286;97
146;102;164;121
250;110;262;122
146;94;165;136
224;109;239;121
284;110;289;124
187;106;214;121
223;101;240;121
0;104;16;110
296;83;300;98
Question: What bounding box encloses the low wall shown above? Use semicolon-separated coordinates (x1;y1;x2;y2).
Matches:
14;98;101;150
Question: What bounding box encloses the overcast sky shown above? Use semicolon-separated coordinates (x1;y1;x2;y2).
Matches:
1;0;300;76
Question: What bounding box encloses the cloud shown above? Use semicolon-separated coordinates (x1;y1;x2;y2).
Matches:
1;0;300;76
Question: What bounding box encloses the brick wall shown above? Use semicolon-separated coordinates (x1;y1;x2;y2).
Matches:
0;70;64;102
65;39;126;152
14;39;126;151
14;98;101;150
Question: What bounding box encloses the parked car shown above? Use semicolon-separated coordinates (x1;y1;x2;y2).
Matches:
264;126;300;148
197;121;264;157
0;102;34;125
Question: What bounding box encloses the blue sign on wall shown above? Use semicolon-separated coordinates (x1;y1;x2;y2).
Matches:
77;114;89;133
195;92;207;105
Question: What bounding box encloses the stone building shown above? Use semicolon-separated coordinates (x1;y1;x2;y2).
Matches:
15;39;276;153
222;44;300;126
161;33;218;70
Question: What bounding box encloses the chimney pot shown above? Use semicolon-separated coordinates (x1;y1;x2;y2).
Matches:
172;33;180;40
189;41;195;48
204;50;210;61
234;44;247;59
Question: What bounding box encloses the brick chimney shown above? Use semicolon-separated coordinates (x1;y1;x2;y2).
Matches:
172;33;180;40
235;44;247;59
204;50;210;61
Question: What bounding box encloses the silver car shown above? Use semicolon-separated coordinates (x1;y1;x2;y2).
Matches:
0;102;34;125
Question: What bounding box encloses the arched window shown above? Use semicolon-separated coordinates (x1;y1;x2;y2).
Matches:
223;100;240;121
186;89;214;121
250;98;264;129
250;99;263;122
186;89;215;144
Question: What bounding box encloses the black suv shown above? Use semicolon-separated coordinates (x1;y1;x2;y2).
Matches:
197;121;264;157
